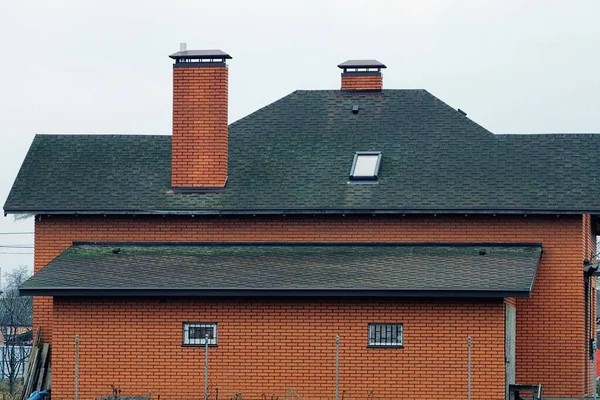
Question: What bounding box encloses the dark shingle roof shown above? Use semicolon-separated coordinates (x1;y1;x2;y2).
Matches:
4;89;600;214
19;242;542;297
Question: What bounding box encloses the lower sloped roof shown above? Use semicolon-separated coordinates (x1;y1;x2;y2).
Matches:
20;242;542;298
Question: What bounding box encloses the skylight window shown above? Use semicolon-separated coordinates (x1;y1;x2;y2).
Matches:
349;152;382;180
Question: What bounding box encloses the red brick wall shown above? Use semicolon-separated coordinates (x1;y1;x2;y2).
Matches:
341;74;382;90
33;213;591;398
171;65;228;187
52;298;505;400
504;297;517;306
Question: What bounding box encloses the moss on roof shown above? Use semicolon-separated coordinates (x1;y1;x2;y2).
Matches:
5;89;600;214
20;242;542;297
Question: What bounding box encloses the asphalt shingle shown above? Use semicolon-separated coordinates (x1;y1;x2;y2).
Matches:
19;242;542;297
4;90;600;214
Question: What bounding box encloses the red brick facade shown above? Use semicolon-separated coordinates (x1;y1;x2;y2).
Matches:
341;74;383;91
171;65;228;187
34;213;596;398
51;298;505;400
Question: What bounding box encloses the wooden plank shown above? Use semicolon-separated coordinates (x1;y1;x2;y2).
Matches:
22;328;40;384
42;364;51;391
35;344;50;392
20;343;39;400
21;327;40;390
23;344;40;400
35;368;45;393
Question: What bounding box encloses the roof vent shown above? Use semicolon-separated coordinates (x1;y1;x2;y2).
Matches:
352;105;359;114
458;109;467;116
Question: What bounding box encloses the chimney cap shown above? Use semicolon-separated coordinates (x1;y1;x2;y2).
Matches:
338;59;386;70
169;49;232;61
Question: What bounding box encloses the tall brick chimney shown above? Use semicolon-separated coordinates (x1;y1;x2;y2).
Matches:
169;47;232;189
338;60;386;91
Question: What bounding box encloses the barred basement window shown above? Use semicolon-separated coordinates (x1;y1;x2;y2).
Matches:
368;323;403;347
183;323;217;346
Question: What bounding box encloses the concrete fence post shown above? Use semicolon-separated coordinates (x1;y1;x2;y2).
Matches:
204;333;209;400
336;335;340;400
75;334;80;400
467;336;471;400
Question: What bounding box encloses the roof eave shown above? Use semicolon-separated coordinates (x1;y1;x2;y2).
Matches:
19;288;531;298
5;207;600;217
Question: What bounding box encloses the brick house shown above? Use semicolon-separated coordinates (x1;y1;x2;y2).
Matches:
3;48;599;399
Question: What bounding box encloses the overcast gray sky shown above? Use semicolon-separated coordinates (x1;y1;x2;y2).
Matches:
1;0;600;275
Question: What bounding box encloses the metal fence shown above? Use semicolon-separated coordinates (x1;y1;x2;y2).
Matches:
0;345;31;379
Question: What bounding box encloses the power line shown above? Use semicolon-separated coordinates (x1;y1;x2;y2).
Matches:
0;245;34;248
0;232;34;235
0;252;33;255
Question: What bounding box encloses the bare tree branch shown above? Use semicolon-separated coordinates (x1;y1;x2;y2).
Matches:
0;266;33;395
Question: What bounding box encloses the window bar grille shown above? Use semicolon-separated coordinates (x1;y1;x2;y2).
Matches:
368;324;402;347
184;323;217;346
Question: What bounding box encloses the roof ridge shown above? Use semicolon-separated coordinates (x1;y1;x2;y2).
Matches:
422;89;495;136
292;89;428;93
229;91;299;128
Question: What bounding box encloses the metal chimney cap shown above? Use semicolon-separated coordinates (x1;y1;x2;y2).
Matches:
169;49;232;60
337;59;386;69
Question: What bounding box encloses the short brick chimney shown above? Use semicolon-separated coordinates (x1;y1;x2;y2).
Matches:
338;60;386;91
169;47;232;189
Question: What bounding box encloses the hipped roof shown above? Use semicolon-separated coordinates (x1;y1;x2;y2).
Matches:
5;90;600;216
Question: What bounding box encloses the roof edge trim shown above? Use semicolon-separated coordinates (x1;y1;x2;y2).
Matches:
68;241;543;248
19;288;530;298
4;208;600;216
